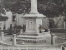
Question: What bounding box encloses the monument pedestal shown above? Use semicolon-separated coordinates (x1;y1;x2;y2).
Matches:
23;13;46;34
17;13;51;44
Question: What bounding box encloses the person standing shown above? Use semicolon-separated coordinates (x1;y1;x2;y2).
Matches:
23;24;26;33
14;24;17;34
8;24;12;35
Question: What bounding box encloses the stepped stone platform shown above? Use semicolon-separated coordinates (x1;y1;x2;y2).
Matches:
16;32;51;44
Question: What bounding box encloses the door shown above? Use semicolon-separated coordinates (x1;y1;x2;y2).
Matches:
29;20;34;30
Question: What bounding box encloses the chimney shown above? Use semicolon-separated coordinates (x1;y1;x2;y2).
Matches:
30;0;39;14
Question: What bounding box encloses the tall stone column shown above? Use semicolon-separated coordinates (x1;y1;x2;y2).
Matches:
30;0;39;13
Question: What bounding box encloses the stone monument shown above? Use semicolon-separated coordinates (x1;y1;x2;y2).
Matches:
17;0;51;43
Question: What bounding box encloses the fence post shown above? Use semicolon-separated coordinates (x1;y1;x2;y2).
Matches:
1;32;4;42
13;34;16;45
61;45;65;50
51;34;55;45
